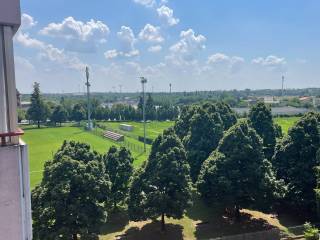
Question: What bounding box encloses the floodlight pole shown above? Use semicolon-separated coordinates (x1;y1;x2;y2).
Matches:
85;66;92;130
169;83;172;94
141;77;147;152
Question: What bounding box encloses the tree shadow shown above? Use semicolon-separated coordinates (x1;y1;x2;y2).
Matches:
116;221;183;240
100;210;129;235
195;212;273;239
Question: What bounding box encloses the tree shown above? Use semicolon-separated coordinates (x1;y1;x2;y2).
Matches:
72;103;86;125
273;112;320;214
128;129;192;231
17;108;26;123
50;105;68;126
27;82;48;128
174;105;199;140
183;108;224;181
104;146;133;210
146;93;156;120
32;141;110;240
203;102;237;130
249;102;277;159
197;121;283;219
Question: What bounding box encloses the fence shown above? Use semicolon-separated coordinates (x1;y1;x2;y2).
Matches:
210;228;280;240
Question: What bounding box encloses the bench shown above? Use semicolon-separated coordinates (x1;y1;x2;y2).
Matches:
103;131;124;142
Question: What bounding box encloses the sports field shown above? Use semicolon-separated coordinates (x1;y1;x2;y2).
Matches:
22;121;174;188
274;116;300;135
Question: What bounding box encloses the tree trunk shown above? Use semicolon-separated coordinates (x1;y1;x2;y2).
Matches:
161;213;165;232
72;233;78;240
37;120;40;128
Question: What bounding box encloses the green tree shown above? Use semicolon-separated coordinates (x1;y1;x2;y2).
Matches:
128;129;192;231
249;102;277;159
50;105;68;126
17;108;26;123
174;105;199;140
146;93;156;120
71;103;86;125
273;112;320;214
203;102;237;130
27;82;48;128
104;146;133;210
183;108;224;181
32;141;110;240
197;121;283;219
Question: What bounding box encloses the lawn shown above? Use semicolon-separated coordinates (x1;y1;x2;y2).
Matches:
274;116;300;135
22;125;150;188
97;121;174;140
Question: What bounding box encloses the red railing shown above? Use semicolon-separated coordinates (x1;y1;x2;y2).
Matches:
0;128;24;146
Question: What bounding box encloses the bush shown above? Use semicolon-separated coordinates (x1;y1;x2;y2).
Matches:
304;222;319;240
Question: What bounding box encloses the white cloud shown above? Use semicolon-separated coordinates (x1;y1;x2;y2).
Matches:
15;32;85;71
133;0;155;8
139;24;164;43
148;45;162;52
21;14;37;29
206;53;245;73
39;17;110;42
157;5;179;26
252;55;286;68
15;56;35;71
104;26;139;59
168;29;206;65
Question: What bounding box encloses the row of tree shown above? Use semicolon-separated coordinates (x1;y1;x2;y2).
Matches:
24;83;179;127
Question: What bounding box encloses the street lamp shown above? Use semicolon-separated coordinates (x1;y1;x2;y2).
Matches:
140;77;147;152
85;66;92;131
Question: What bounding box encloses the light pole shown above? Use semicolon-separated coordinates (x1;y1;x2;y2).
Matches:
85;66;92;130
169;83;172;94
140;77;147;152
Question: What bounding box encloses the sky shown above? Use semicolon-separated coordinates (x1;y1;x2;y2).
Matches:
15;0;320;93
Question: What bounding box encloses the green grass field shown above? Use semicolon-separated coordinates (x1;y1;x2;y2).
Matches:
98;121;174;140
22;121;174;188
274;116;300;135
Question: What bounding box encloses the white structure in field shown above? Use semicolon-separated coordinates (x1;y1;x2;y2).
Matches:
0;0;33;239
119;124;134;132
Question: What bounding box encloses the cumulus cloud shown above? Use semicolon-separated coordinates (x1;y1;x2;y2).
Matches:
206;53;245;73
139;24;164;43
39;17;110;42
105;26;139;59
21;13;37;29
157;5;179;26
252;55;286;67
148;45;162;52
15;32;85;70
168;29;206;65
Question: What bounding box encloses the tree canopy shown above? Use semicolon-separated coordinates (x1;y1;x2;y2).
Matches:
272;112;320;214
249;102;277;159
104;146;134;209
183;108;224;181
197;121;283;218
27;82;49;128
128;129;192;231
32;141;110;240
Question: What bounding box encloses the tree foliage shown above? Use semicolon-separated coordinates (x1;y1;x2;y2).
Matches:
50;104;68;126
273;112;320;214
197;121;283;218
249;102;277;159
104;146;134;209
183;108;224;181
128;129;192;231
27;82;49;128
71;103;86;124
32;141;110;240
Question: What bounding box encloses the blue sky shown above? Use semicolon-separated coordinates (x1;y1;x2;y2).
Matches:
15;0;320;93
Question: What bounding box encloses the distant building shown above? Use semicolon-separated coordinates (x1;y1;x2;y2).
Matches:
20;101;31;110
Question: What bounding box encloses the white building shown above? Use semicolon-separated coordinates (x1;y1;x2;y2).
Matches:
0;0;32;239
